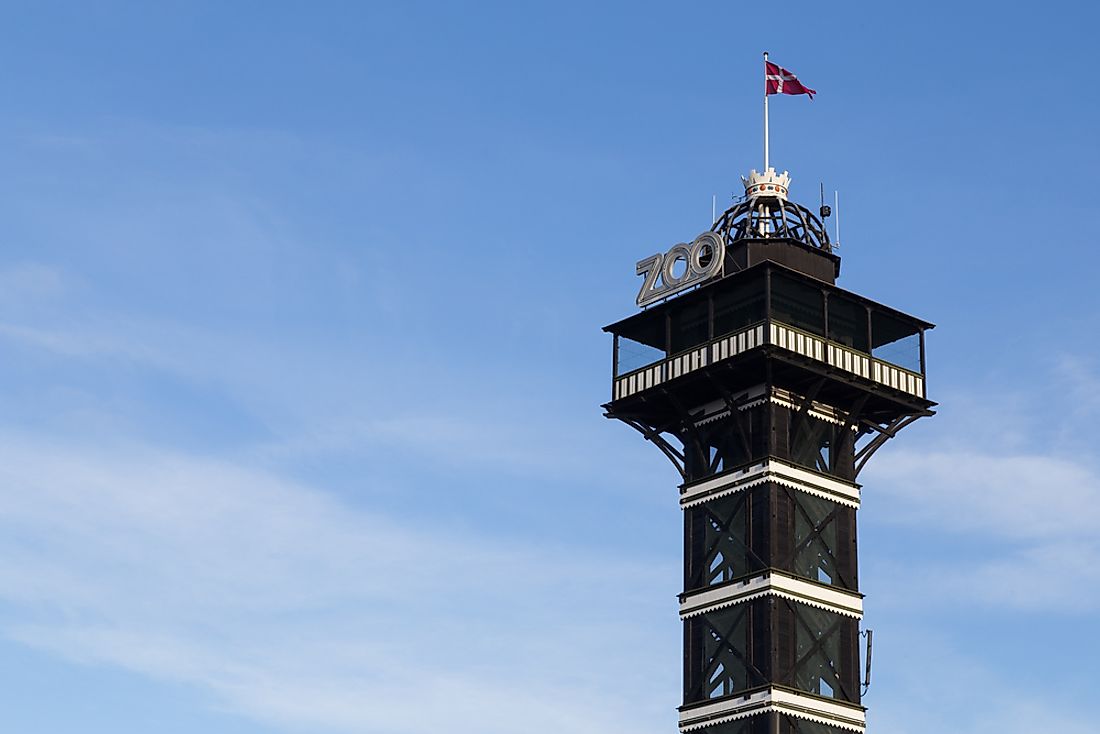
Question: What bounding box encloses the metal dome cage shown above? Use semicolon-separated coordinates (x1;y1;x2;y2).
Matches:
712;194;832;253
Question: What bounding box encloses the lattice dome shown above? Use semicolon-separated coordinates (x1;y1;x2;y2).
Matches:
713;170;832;252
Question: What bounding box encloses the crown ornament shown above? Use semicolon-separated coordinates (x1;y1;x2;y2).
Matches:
741;167;791;201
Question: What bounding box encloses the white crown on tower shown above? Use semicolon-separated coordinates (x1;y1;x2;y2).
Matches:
741;167;791;201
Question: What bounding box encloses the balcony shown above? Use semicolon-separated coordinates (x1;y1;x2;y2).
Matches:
606;263;931;403
613;320;924;401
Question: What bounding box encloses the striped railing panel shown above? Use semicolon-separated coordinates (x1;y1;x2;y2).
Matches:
613;321;925;401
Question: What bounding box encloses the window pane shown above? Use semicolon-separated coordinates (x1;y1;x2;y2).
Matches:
670;299;710;354
794;606;842;698
826;296;868;352
685;601;769;703
686;489;768;590
714;271;766;337
790;492;842;587
616;336;664;375
771;273;824;336
871;311;921;372
783;716;851;734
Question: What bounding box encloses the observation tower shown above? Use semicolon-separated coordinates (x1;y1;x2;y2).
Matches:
602;167;934;734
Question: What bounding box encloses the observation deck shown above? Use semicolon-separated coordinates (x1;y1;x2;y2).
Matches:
604;260;934;424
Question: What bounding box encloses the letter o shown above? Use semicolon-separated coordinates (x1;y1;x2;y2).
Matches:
661;244;692;288
690;232;724;279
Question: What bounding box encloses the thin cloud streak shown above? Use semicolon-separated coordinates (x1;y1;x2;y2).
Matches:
0;433;676;733
867;449;1100;541
0;312;649;488
864;447;1100;612
861;362;1100;613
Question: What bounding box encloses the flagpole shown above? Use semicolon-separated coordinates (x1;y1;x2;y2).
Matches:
763;51;770;171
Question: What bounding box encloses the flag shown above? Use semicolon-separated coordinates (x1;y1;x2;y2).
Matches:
765;61;816;99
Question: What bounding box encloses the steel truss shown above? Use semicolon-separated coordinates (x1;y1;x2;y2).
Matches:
609;368;931;485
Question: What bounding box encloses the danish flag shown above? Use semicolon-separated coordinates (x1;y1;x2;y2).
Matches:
765;61;816;99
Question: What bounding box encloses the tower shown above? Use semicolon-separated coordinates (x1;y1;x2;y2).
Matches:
603;168;934;733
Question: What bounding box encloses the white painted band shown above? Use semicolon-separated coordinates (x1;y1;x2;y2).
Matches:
680;458;861;509
680;571;863;619
679;687;866;732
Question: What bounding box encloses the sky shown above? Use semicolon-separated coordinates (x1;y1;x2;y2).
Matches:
0;1;1098;732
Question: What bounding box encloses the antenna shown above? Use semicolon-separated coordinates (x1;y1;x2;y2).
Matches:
712;194;717;225
862;629;873;693
817;182;833;251
819;183;832;221
834;190;841;246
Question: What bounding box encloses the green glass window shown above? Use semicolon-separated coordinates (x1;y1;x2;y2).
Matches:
826;295;868;352
670;299;710;354
871;310;921;372
770;272;825;336
714;271;766;338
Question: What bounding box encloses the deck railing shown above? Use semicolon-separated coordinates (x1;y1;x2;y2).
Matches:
613;321;925;401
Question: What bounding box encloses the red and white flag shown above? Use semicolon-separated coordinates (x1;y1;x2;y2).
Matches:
765;61;816;99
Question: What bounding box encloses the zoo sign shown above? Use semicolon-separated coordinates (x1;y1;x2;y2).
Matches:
635;232;724;307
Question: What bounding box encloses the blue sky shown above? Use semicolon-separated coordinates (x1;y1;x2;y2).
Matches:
0;1;1098;732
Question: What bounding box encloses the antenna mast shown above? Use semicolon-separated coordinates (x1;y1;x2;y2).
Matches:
834;190;841;245
862;629;874;693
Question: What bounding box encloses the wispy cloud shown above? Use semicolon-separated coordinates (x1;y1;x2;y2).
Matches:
0;263;66;303
0;432;676;733
0;307;651;488
866;448;1100;612
5;120;1095;734
868;449;1100;541
862;360;1100;613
